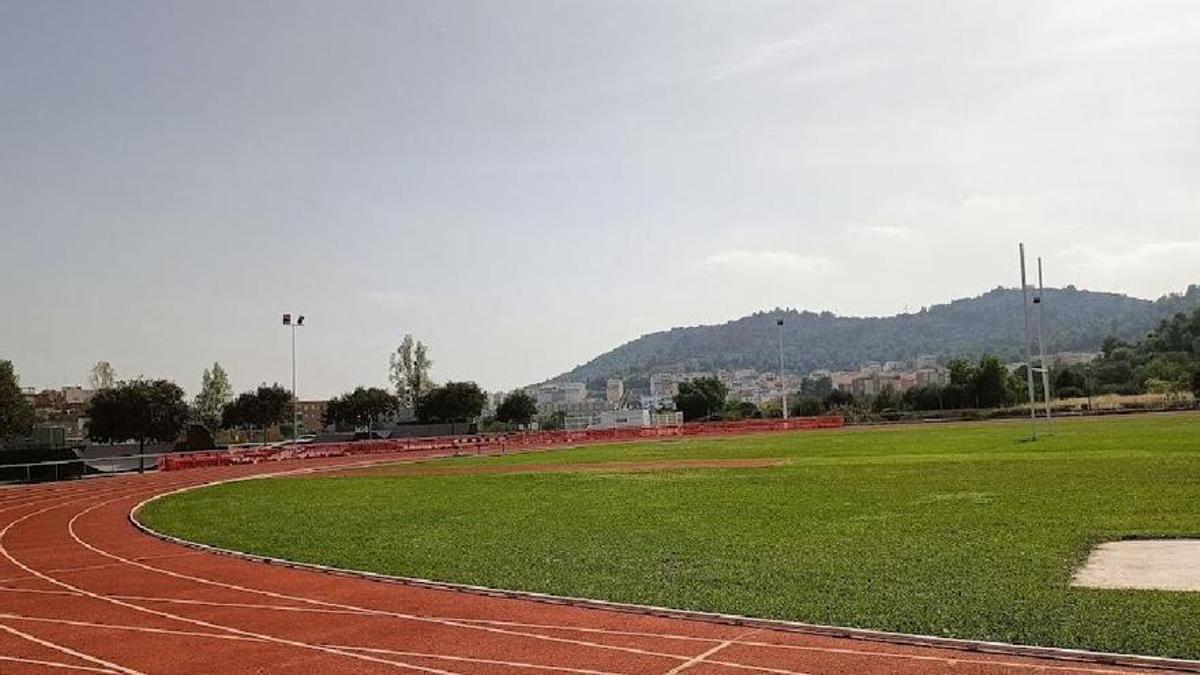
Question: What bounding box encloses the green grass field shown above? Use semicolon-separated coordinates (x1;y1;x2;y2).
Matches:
140;414;1200;658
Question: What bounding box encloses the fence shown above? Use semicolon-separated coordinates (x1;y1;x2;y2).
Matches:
157;416;845;472
0;416;843;483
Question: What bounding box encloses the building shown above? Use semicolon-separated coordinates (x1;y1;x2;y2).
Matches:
296;400;328;434
639;394;674;411
566;409;654;430
651;411;683;427
61;386;95;406
605;378;624;405
529;382;587;412
595;409;650;429
649;373;680;397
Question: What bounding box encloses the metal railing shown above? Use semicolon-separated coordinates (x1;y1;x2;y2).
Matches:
0;450;179;485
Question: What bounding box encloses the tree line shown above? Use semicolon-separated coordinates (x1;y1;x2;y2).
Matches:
666;310;1200;423
0;333;497;450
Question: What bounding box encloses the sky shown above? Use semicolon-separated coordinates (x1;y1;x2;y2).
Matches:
2;0;1199;398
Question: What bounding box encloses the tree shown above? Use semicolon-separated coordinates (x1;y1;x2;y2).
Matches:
495;390;537;425
0;360;36;440
388;334;433;408
823;389;855;409
871;386;901;413
722;399;760;420
88;361;116;390
86;380;189;466
973;355;1009;407
946;359;976;387
790;396;823;417
193;362;233;428
799;375;833;399
1191;367;1200;403
221;384;292;442
416;381;487;423
673;376;728;421
324;387;398;429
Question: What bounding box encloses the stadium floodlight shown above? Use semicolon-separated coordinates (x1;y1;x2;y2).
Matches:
777;317;788;419
1019;244;1037;440
282;312;305;443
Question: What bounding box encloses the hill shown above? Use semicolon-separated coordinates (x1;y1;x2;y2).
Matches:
551;284;1200;385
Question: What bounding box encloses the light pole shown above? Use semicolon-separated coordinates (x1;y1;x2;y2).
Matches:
777;317;788;419
282;313;305;443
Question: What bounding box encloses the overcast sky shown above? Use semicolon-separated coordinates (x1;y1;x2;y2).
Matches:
2;0;1198;398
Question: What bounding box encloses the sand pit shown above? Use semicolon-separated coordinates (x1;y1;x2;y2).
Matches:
1073;539;1200;591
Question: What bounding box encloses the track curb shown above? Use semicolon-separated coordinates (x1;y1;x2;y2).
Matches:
129;463;1200;674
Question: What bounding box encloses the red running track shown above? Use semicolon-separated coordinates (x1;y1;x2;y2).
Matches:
0;449;1194;674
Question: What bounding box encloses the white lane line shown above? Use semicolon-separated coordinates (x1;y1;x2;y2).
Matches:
71;495;697;665
0;612;259;643
664;640;738;675
0;611;628;675
0;621;142;675
0;492;464;675
35;589;1141;675
0;551;205;584
0;653;122;674
311;644;623;674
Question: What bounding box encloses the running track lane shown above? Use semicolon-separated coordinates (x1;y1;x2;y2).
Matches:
0;451;1194;674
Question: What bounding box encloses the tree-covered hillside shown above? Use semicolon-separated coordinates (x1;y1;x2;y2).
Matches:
551;285;1200;383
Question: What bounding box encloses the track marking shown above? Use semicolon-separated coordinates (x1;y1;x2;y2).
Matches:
664;640;739;674
0;491;466;674
0;612;261;644
0;653;122;674
71;494;702;664
0;611;626;675
3;589;1141;675
0;610;628;672
0;551;205;584
318;644;624;674
0;621;143;675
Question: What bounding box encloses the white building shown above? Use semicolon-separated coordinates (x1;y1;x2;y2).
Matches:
605;378;624;405
595;409;650;429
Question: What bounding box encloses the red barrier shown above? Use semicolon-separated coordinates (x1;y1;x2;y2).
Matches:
158;416;844;472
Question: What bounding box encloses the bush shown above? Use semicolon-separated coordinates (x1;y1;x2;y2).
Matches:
790;397;823;417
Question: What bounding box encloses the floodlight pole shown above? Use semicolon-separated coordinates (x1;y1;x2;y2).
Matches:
282;313;304;444
1019;244;1037;440
777;318;788;419
1036;257;1053;432
291;323;297;442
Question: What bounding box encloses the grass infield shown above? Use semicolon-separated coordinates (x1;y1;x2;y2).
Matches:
140;413;1200;659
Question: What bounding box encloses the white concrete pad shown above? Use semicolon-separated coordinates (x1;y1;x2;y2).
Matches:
1073;539;1200;591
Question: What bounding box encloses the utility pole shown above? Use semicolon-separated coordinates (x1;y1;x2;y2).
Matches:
282;313;305;443
1019;245;1037;440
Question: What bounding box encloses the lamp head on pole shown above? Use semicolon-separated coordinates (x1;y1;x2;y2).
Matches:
296;315;305;326
776;319;784;326
282;313;291;325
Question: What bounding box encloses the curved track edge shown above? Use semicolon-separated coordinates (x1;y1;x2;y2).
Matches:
129;466;1200;674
